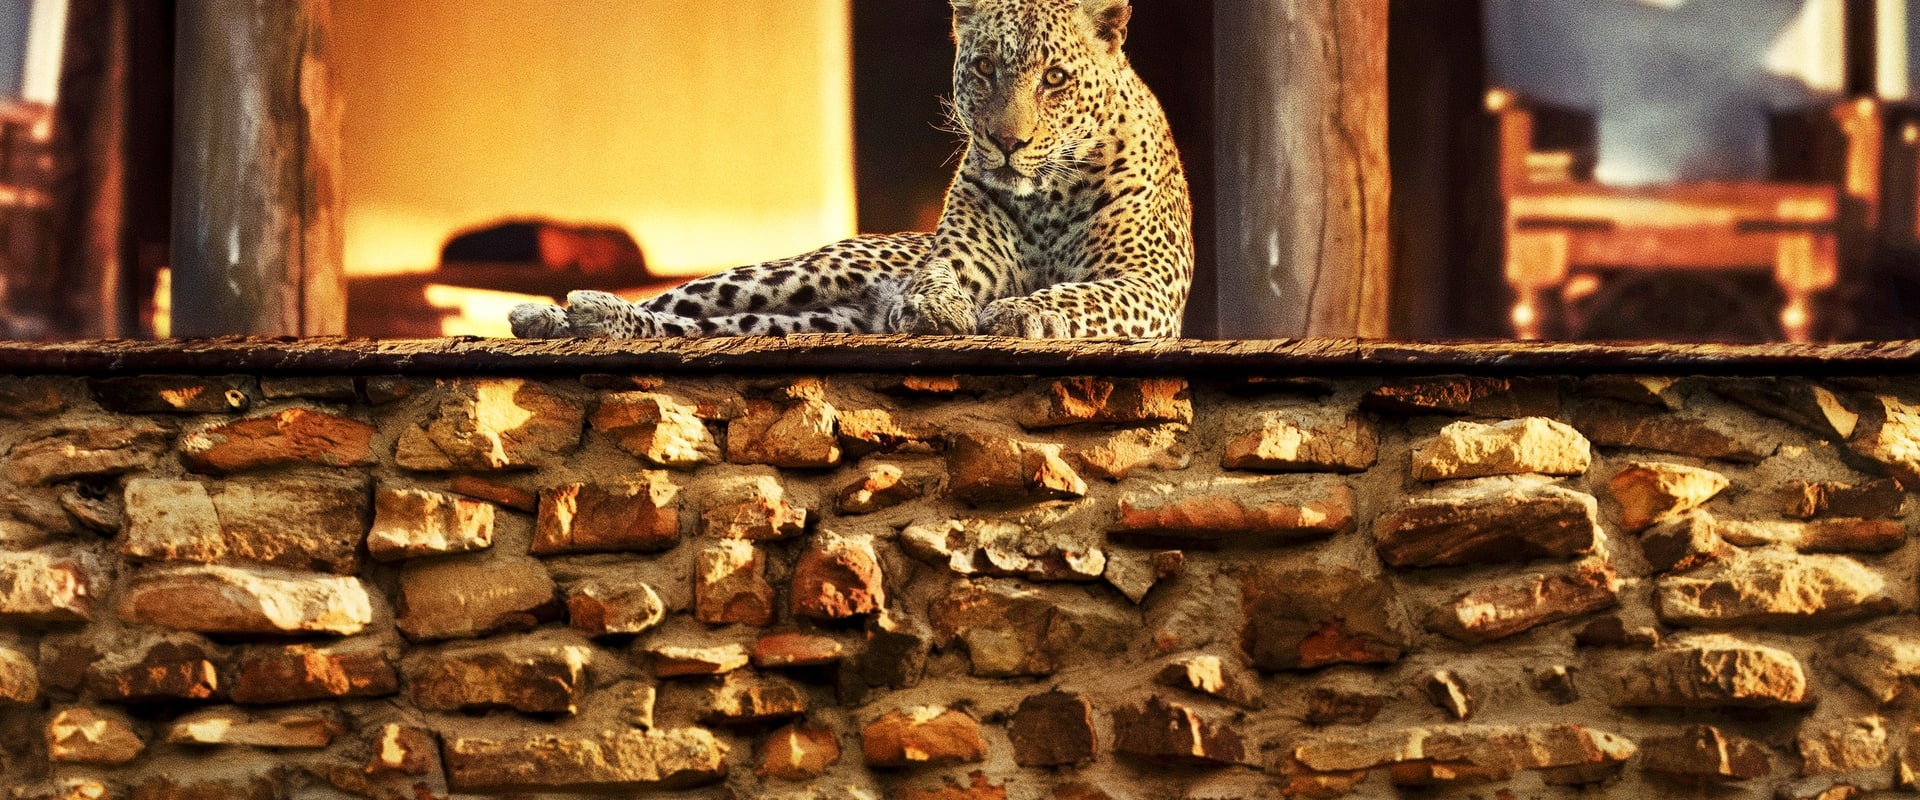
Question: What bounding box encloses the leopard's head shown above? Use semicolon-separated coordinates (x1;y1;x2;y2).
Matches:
949;0;1133;196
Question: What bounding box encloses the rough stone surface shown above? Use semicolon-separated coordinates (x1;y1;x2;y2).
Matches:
46;706;145;765
395;379;584;471
591;391;721;467
1291;724;1635;784
0;643;39;704
931;579;1130;678
1616;637;1811;708
533;475;680;554
701;671;808;724
405;634;591;714
1713;378;1859;439
1425;670;1475;720
1242;566;1413;671
1429;564;1619;642
1411;417;1592;481
90;375;255;414
444;728;728;791
1374;478;1599;567
1847;395;1920;485
757;721;841;781
84;633;223;702
862;707;986;767
1362;377;1561;418
837;406;937;455
116;564;372;636
1072;426;1190;480
1640;725;1771;783
1640;511;1737;573
1155;654;1262;708
395;556;558;641
1712;517;1907;553
646;642;750;678
6;424;168;485
1112;695;1246;766
123;478;370;574
566;578;666;637
1655;550;1895;627
695;540;776;627
1222;408;1378;473
791;531;886;620
945;432;1086;506
448;474;538;512
1018;377;1192;428
836;465;924;514
729;398;842;468
1609;461;1730;532
1798;717;1888;776
179;408;376;473
0;549;96;622
1114;475;1353;546
1305;684;1390;726
311;722;447;800
752;632;846;669
12;348;1920;799
1009;691;1097;767
1573;401;1778;463
165;708;336;748
230;642;398;704
0;376;71;418
367;486;495;561
701;476;808;540
902;518;1106;582
1783;478;1904;520
1835;630;1920;704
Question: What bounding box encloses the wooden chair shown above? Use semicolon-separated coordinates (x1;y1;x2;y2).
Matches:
1491;89;1856;343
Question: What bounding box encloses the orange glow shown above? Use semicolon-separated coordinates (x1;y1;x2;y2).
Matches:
333;0;856;279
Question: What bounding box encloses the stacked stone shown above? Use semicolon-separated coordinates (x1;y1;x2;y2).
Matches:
0;369;1916;798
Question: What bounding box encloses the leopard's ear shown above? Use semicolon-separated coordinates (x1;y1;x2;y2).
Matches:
951;0;976;39
1080;0;1131;52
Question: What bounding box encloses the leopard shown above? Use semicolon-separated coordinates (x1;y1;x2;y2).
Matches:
508;0;1192;340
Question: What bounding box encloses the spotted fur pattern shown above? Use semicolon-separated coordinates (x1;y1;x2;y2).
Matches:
510;0;1192;340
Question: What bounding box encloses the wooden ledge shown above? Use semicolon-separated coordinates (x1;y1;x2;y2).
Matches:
0;336;1916;378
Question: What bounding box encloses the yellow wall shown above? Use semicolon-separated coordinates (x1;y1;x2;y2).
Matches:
334;0;855;277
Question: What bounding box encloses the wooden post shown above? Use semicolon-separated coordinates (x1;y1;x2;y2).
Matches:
1214;0;1390;339
171;0;343;337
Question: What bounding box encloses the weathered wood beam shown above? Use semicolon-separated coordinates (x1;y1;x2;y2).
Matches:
1215;0;1390;338
0;335;1907;378
171;0;343;336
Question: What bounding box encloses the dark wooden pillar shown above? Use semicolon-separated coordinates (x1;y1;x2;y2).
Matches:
1388;0;1499;339
1215;0;1391;339
171;0;343;337
1844;0;1879;97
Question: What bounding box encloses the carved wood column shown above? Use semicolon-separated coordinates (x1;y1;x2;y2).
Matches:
1214;0;1390;338
171;0;343;336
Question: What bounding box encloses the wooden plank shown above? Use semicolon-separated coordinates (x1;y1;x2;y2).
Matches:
0;336;1909;379
171;0;343;336
1215;0;1390;338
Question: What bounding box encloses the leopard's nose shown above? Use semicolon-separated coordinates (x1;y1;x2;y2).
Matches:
991;133;1031;155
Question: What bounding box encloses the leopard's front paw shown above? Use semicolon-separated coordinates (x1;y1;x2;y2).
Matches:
980;297;1073;339
564;290;661;338
510;303;572;339
893;289;979;335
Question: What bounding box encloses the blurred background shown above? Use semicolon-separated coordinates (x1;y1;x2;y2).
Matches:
1;0;1918;341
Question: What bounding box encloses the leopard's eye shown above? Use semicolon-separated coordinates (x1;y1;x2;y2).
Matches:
972;57;996;79
1043;67;1071;88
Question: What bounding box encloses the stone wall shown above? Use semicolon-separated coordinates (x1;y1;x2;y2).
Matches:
1;340;1919;799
